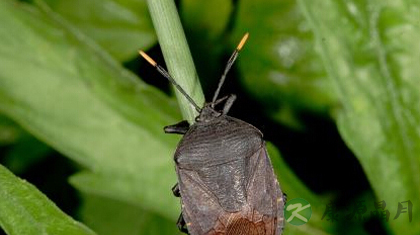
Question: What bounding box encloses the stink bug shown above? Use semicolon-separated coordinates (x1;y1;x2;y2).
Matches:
140;33;285;235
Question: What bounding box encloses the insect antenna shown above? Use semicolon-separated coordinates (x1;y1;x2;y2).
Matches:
211;33;249;106
139;51;201;113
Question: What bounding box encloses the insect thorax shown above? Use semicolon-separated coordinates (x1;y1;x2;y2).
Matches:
174;115;263;170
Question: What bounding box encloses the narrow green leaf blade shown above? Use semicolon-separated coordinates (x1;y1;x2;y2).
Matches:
44;0;156;61
0;0;180;221
0;164;96;235
299;1;420;234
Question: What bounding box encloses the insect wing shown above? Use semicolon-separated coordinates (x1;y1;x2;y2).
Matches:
245;145;284;234
177;145;284;235
176;167;224;235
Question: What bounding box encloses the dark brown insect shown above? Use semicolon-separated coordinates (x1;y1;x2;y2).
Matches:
140;33;285;235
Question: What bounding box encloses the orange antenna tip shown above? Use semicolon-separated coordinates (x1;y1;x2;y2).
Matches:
237;32;249;51
139;50;157;66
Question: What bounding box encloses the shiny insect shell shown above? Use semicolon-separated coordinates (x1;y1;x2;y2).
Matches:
140;33;285;235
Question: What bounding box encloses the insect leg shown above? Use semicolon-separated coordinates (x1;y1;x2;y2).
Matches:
172;183;180;197
164;120;190;134
222;94;237;115
176;213;189;234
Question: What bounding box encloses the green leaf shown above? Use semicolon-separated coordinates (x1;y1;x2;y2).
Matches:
44;0;156;61
298;0;420;234
0;0;181;223
79;193;181;235
232;0;338;126
267;143;370;235
0;164;95;235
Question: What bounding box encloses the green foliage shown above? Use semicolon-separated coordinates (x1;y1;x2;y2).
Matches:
43;0;155;61
0;0;418;234
299;1;420;234
0;0;180;233
0;165;96;235
232;0;337;127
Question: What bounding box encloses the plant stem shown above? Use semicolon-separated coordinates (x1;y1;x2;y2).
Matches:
146;0;204;123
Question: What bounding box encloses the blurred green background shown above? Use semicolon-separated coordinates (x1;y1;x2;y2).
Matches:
0;0;419;234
